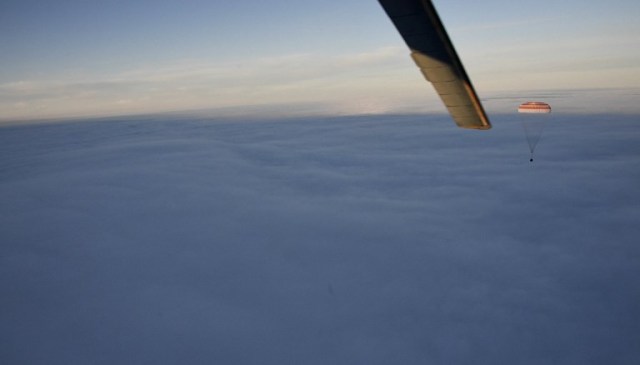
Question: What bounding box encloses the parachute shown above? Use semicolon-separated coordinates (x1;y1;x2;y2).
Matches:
518;102;551;162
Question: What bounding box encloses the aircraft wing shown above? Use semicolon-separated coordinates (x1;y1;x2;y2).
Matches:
378;0;491;129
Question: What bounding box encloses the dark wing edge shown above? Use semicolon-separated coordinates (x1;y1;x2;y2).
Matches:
378;0;491;130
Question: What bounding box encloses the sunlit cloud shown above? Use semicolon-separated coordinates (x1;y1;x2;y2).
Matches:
0;46;440;121
2;36;639;122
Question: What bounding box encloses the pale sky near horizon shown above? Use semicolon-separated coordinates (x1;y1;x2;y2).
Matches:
1;0;639;121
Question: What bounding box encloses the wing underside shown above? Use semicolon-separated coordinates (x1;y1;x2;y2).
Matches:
379;0;491;129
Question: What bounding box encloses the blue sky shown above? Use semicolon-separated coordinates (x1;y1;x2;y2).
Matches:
1;0;639;120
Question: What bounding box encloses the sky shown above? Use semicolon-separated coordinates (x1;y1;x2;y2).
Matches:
1;113;639;363
1;0;640;121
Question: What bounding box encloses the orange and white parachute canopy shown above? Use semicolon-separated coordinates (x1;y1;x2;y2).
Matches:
518;102;551;114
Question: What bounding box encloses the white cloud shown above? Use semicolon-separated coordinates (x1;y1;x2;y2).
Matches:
0;47;429;121
1;113;639;363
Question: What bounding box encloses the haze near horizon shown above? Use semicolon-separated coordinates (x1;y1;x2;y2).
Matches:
1;0;639;121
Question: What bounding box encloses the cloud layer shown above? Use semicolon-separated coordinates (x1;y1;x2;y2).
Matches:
1;113;639;364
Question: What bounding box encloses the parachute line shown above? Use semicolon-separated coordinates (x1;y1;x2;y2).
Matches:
521;115;548;153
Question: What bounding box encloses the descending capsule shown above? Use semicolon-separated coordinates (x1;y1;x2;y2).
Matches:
518;102;551;161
